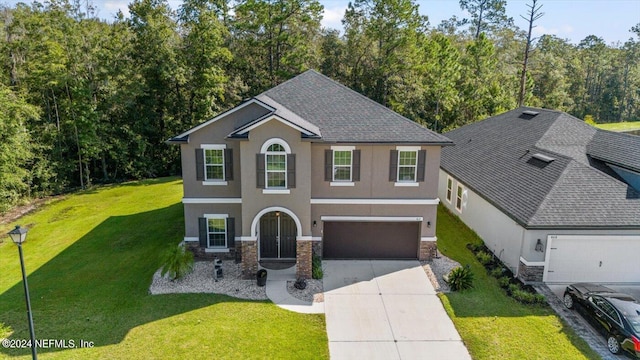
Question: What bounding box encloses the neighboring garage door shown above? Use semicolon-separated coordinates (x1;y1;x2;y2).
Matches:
544;235;640;283
323;222;419;259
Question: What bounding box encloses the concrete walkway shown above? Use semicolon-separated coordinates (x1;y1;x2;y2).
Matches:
264;266;324;314
323;260;471;360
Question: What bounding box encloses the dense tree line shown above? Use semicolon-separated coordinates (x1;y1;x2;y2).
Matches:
0;0;639;212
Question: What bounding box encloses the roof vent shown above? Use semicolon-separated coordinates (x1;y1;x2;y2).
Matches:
532;153;555;163
522;110;539;116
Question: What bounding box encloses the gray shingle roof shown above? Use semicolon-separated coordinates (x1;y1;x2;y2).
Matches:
441;107;640;228
587;130;640;173
260;70;452;144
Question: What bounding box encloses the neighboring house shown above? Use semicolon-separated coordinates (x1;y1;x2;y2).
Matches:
168;70;453;279
438;107;640;284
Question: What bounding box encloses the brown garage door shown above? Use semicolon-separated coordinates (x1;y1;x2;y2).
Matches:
323;222;420;259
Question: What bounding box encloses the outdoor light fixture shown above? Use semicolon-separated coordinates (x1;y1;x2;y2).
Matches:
427;221;431;228
313;221;317;227
7;226;37;360
535;239;544;252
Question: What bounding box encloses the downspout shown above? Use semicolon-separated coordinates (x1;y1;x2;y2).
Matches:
515;225;526;278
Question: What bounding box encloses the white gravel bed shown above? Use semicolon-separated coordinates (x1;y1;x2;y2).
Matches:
286;279;324;303
149;260;268;300
421;255;461;293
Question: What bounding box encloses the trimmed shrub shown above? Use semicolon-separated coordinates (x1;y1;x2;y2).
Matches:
489;267;505;278
508;283;520;295
311;254;323;279
447;265;474;291
475;251;493;265
161;244;194;281
497;276;511;289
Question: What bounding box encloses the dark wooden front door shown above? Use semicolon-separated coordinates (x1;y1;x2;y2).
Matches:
260;212;297;259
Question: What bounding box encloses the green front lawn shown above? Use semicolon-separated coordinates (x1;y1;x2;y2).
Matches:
436;205;599;359
0;178;328;359
594;121;640;132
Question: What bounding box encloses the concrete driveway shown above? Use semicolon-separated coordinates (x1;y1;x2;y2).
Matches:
323;260;471;360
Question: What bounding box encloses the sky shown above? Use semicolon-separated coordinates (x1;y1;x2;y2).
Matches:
6;0;640;44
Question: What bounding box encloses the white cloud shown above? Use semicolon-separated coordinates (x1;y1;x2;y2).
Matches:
532;24;573;39
322;5;347;31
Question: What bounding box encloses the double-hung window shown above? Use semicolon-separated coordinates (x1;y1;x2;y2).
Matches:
333;150;352;181
390;147;425;186
456;184;465;212
257;138;295;193
397;150;418;182
207;217;227;248
198;215;235;251
205;149;224;181
196;144;232;185
266;143;287;188
446;176;453;203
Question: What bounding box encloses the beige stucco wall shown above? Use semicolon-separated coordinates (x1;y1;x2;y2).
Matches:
310;204;437;239
183;203;242;239
181;102;271;199
239;119;312;237
311;144;441;199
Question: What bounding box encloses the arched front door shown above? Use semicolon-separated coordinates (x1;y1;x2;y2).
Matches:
259;211;297;259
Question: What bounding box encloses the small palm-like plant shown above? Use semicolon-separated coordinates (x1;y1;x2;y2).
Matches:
447;265;474;291
161;244;194;281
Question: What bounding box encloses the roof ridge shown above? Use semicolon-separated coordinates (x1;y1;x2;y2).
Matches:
266;69;450;140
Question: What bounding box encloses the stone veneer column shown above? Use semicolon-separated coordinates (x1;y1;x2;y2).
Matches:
517;260;544;283
241;241;258;279
419;240;437;261
296;240;312;279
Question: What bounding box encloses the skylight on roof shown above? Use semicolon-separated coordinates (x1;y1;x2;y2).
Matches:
522;110;540;116
532;153;555;163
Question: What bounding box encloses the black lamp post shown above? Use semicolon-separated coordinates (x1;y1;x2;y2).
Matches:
7;225;37;360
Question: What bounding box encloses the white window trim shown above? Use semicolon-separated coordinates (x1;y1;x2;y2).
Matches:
330;182;355;187
262;138;290;190
394;182;419;187
204;214;228;249
332;147;354;183
262;189;291;194
396;149;418;183
455;184;465;213
446;176;453;203
260;138;291;154
201;144;227;184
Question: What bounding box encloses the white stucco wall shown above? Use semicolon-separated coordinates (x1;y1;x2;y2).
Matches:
438;169;525;273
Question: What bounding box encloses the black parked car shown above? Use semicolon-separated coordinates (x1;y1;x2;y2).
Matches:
563;283;640;358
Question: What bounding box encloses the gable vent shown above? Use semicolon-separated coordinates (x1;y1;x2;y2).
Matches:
532;153;554;163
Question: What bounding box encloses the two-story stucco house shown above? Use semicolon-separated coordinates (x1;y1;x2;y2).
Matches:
168;70;453;279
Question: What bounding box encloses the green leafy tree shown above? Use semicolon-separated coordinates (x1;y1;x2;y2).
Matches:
458;0;513;39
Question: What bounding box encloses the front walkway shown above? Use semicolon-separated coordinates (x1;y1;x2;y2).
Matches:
323;260;471;360
264;266;324;314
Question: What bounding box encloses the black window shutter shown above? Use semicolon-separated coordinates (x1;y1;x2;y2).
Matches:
224;148;233;181
226;217;235;248
287;154;296;188
256;154;265;188
324;150;332;181
417;150;426;182
198;217;208;248
389;150;398;181
352;150;361;181
195;149;205;181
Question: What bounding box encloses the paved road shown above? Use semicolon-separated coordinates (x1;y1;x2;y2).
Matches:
323;260;471;360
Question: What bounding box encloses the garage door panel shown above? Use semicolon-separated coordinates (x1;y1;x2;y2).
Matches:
545;235;640;283
323;222;419;259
